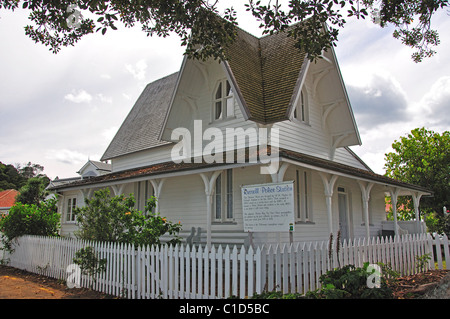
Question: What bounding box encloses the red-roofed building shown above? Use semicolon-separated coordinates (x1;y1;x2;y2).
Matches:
0;189;19;215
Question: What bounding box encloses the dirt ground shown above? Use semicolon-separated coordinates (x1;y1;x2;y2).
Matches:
390;269;450;299
0;265;116;299
0;264;448;299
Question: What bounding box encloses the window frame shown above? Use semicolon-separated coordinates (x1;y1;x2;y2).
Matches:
213;169;234;223
212;79;235;122
293;87;309;124
295;169;313;223
65;196;77;223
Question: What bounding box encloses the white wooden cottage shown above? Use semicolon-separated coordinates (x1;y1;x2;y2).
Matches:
49;26;431;247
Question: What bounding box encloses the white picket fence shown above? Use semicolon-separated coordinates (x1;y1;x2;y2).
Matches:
2;233;449;299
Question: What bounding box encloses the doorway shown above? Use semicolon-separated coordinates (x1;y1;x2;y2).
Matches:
338;187;350;241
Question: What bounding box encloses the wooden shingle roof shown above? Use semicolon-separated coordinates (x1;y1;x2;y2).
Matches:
224;27;307;124
101;73;178;161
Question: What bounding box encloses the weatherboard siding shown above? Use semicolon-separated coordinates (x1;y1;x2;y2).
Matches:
110;66;367;174
58;163;388;244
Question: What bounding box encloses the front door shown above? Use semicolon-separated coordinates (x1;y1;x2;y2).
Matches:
338;190;349;241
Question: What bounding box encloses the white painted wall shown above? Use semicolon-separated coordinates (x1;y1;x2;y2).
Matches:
59;57;382;243
59;163;388;244
111;58;368;174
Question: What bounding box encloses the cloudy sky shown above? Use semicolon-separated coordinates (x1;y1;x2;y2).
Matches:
1;3;449;179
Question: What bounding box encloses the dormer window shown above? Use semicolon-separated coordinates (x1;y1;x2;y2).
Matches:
293;88;309;124
214;79;234;121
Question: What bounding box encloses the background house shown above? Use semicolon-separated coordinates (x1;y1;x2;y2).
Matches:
0;189;19;215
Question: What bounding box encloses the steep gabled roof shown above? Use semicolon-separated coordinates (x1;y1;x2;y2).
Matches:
101;73;178;161
102;24;358;162
223;27;307;124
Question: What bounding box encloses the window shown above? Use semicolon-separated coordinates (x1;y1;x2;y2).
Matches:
295;169;312;223
213;80;234;121
293;88;309;124
214;169;233;222
136;180;154;213
66;197;77;222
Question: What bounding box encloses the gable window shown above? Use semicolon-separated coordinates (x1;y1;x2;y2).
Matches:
295;169;312;223
293;88;309;124
214;169;233;222
214;80;234;121
66;197;77;222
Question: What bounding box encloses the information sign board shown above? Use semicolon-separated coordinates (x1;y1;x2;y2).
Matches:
241;181;295;232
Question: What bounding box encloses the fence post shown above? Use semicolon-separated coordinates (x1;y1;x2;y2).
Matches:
443;234;449;270
426;233;434;271
239;245;246;298
255;245;264;295
435;235;443;270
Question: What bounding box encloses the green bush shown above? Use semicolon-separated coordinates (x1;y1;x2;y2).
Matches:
74;188;182;247
250;263;397;299
306;263;394;299
0;197;60;251
73;246;107;288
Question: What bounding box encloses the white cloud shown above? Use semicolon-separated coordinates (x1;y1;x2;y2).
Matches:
64;89;93;104
348;74;410;128
419;76;450;113
125;59;148;80
45;149;87;166
96;93;113;104
102;126;118;142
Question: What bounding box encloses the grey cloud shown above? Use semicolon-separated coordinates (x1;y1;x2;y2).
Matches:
347;75;411;128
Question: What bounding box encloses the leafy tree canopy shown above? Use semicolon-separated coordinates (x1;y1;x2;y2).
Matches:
0;161;48;192
384;127;449;234
16;176;50;205
0;0;448;62
0;162;26;191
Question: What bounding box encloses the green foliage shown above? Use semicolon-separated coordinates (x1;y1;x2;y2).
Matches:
415;253;432;273
0;161;26;191
74;188;182;247
306;263;395;299
384;127;449;235
1;0;447;62
250;290;305;299
0;198;60;251
0;161;48;192
425;212;450;236
15;176;50;205
249;262;397;299
73;246;107;288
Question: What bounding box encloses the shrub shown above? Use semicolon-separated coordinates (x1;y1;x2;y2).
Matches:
0;197;60;251
73;246;107;289
306;263;395;299
74;188;182;247
250;263;397;299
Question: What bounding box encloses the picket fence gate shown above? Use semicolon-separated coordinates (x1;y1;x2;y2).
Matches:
2;233;449;299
